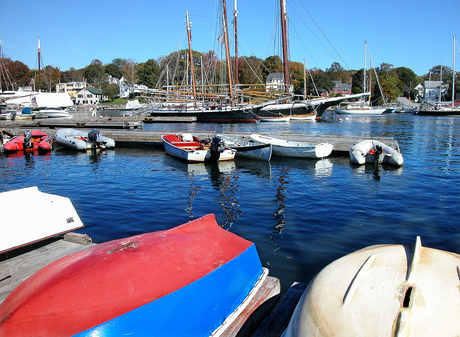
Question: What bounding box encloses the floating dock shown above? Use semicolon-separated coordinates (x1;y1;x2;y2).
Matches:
0;117;400;156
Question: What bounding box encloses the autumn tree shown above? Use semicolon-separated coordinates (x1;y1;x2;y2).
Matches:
238;56;263;85
42;65;61;92
60;68;84;83
289;61;305;95
0;59;30;90
122;59;139;97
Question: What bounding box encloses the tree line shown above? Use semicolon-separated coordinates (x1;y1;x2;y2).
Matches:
1;50;458;104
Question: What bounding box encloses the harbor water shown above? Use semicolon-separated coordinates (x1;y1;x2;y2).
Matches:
1;113;460;294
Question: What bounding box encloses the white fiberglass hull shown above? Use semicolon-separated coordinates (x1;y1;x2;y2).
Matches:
250;134;333;159
334;108;385;115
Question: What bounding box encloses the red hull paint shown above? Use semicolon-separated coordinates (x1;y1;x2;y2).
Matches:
3;131;53;153
0;214;253;336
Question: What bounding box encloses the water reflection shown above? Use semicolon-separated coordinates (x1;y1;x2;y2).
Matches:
270;166;290;254
207;162;240;229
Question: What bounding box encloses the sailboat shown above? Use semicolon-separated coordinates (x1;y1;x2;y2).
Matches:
417;35;460;116
335;41;386;115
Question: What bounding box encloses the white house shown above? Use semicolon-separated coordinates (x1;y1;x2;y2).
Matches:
265;73;293;93
75;87;105;105
422;81;449;102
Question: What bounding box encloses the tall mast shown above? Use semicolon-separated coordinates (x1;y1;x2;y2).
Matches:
363;41;367;93
453;35;456;108
222;0;234;106
233;0;238;85
280;0;290;94
37;37;42;92
186;11;197;108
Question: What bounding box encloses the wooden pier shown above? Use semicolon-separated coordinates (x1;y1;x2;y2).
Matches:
0;117;400;155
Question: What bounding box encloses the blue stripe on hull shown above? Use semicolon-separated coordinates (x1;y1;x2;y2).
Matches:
74;244;262;337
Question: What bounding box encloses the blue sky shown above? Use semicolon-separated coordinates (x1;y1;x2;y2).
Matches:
1;0;459;76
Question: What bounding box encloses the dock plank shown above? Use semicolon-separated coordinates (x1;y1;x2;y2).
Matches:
0;235;94;304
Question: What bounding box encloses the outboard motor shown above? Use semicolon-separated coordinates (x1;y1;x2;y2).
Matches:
88;128;102;148
374;145;383;163
23;130;32;149
210;136;225;162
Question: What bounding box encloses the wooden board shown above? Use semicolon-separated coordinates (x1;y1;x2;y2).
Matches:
0;234;93;304
0;187;85;254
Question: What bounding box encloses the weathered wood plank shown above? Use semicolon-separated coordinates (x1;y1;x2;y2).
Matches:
0;237;94;304
251;282;308;337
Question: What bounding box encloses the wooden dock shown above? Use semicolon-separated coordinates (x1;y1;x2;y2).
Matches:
0;117;399;156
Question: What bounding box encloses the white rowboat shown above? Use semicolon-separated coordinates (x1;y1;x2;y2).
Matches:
250;134;333;159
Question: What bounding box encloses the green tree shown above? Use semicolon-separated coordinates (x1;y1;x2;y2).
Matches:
325;62;351;83
137;59;160;88
394;67;417;99
262;56;283;82
102;83;119;101
307;69;334;95
84;59;105;84
105;63;123;79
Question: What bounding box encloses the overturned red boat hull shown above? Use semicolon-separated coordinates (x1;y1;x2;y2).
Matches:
0;214;265;336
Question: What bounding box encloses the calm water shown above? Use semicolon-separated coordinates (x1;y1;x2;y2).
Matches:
1;113;460;294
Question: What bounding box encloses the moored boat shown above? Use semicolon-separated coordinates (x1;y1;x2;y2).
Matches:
282;237;460;336
218;134;272;161
3;130;52;153
258;116;290;122
250;134;334;159
0;213;268;337
0;186;85;254
36;106;71;118
53;128;115;150
349;139;403;166
161;133;236;163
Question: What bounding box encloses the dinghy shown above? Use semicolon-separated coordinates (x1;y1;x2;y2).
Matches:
349;139;403;166
257;116;290;122
2;130;52;153
161;133;236;163
250;134;334;159
0;214;268;337
282;237;460;337
219;134;272;161
53;128;115;150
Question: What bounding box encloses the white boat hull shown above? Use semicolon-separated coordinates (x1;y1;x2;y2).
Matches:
282;237;460;336
350;139;403;166
219;135;272;161
161;134;236;163
0;187;84;254
258;116;290;122
250;134;333;159
334;108;386;115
